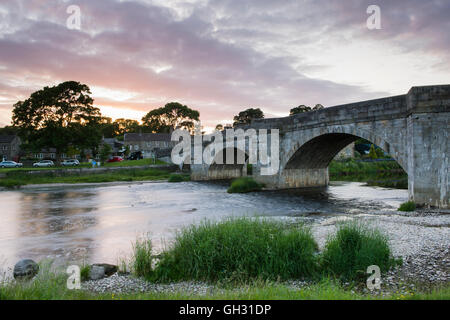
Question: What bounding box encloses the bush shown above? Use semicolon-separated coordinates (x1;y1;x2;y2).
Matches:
152;218;319;283
320;222;398;281
168;173;190;182
398;201;416;212
227;177;263;193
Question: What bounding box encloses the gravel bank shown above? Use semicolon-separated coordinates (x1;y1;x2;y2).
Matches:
82;209;449;296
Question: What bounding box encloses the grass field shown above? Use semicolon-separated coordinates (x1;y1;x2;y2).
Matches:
0;167;173;188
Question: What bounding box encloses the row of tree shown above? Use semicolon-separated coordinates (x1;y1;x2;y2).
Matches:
6;80;325;160
10;81;201;161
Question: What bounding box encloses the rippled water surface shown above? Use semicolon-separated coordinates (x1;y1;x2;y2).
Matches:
0;181;407;267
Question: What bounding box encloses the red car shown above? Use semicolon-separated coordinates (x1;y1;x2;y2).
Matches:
106;156;124;163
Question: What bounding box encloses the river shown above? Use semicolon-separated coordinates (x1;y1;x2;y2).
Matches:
0;181;408;269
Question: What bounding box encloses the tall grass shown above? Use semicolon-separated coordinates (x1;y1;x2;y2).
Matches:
151;217;319;283
320;222;399;281
398;201;416;212
131;235;153;278
227;177;263;193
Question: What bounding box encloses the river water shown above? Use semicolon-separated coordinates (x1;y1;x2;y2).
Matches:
0;181;407;269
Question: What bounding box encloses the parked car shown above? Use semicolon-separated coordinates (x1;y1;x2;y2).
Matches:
0;161;23;168
106;156;124;163
33;160;55;167
61;159;80;167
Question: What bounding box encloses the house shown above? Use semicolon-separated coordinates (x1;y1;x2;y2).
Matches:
0;135;21;161
124;133;176;160
103;138;125;156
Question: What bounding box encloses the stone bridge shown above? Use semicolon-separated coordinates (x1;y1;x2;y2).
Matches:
191;85;449;208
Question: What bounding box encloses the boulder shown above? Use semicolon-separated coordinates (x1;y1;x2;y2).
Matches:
89;263;118;280
89;265;106;280
13;259;39;280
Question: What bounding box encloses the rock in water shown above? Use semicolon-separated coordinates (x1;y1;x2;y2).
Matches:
13;259;39;280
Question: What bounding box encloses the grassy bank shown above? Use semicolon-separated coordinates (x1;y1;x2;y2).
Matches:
227;177;263;193
1;265;448;300
329;160;408;189
0;167;173;188
130;218;400;286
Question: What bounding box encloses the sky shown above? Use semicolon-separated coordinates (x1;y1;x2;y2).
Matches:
0;0;449;131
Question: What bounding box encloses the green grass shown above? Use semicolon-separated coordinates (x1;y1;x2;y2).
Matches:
1;268;448;300
168;173;190;182
103;158;166;167
398;201;416;212
0;168;172;188
150;217;319;283
132;235;153;278
329;160;408;189
227;177;263;193
320;222;400;281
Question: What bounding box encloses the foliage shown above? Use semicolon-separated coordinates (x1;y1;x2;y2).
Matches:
233;108;264;126
227;177;263;193
290;105;311;115
151;218;319;282
11;81;102;159
141;102;200;133
215;124;224;131
168;174;190;182
398;201;416;212
132;235;153;278
99;143;112;162
368;144;377;159
320;222;399;281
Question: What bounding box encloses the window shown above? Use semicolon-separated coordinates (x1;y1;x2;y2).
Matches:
2;145;7;151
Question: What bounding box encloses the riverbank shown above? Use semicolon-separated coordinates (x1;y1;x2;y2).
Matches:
1;208;448;300
329;160;408;189
0;165;179;188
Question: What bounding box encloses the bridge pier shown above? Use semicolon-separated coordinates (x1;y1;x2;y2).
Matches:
406;86;449;208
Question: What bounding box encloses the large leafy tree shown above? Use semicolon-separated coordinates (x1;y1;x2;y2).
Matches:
233;108;264;126
113;118;140;136
290;104;324;115
141;102;200;133
12;81;102;160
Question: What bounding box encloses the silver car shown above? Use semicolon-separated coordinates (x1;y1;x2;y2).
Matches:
0;161;23;168
61;159;80;166
33;160;55;167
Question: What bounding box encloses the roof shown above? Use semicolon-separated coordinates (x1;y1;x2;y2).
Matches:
124;133;172;142
0;135;18;143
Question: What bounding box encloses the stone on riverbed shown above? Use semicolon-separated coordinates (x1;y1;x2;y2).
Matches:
89;263;118;280
13;259;39;280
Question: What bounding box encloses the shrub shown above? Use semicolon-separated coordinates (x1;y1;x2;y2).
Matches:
320;222;398;281
80;264;91;282
398;201;416;212
131;235;153;278
152;218;319;283
168;174;184;182
227;177;263;193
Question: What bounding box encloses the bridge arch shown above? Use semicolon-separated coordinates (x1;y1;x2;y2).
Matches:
282;126;407;173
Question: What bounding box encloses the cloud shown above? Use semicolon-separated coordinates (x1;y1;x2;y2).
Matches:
0;0;448;128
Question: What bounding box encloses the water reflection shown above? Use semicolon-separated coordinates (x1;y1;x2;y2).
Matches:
0;181;408;269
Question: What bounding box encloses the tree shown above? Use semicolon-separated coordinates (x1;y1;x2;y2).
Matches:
215;124;224;131
313;104;324;110
233;108;264;126
12;81;102;160
141;102;200;133
368;144;377;159
99;143;112;162
114;118;140;136
290;105;312;115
